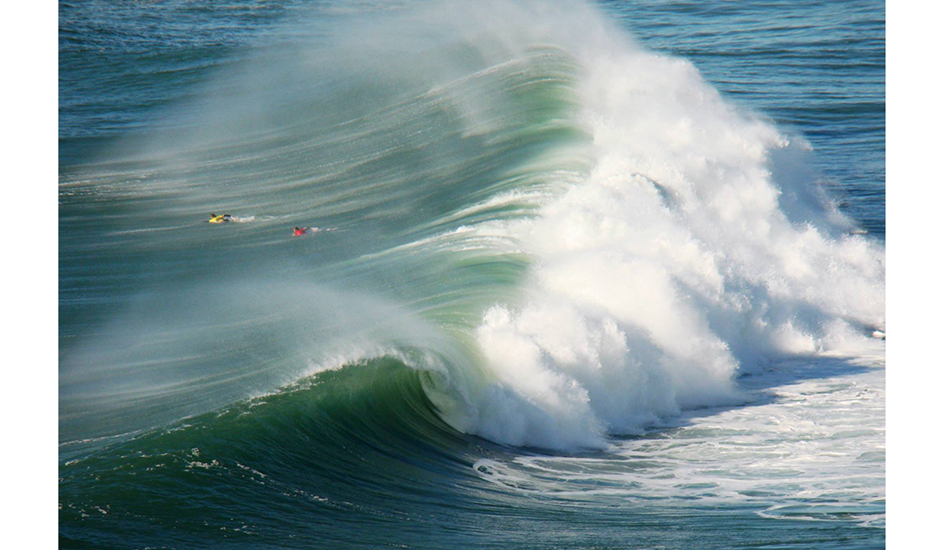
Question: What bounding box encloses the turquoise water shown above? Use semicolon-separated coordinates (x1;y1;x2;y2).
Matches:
59;1;885;548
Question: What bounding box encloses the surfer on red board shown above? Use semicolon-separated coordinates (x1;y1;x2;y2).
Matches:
293;226;307;236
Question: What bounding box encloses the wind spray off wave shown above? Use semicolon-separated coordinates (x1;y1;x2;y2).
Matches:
59;0;884;452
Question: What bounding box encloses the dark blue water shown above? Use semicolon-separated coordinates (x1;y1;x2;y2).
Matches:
59;1;885;548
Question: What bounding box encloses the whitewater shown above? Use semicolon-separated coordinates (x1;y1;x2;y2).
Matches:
59;1;885;548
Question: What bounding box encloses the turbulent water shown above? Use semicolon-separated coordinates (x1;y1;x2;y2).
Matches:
59;1;885;548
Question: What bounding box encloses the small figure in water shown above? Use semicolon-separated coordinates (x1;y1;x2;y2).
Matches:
293;226;307;236
209;213;232;224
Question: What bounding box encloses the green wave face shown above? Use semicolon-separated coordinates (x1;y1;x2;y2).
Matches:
59;359;507;548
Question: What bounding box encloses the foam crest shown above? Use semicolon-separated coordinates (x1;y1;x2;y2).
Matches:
453;1;885;449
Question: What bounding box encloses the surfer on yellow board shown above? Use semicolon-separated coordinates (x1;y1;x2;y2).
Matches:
208;213;232;224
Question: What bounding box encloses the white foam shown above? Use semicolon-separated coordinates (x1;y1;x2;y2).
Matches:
438;0;886;449
471;357;885;523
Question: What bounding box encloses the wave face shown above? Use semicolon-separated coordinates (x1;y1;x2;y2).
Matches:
60;0;885;548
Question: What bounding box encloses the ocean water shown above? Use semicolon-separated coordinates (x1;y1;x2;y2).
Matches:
58;0;885;548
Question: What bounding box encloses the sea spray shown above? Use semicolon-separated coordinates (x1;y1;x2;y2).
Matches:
59;279;469;444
